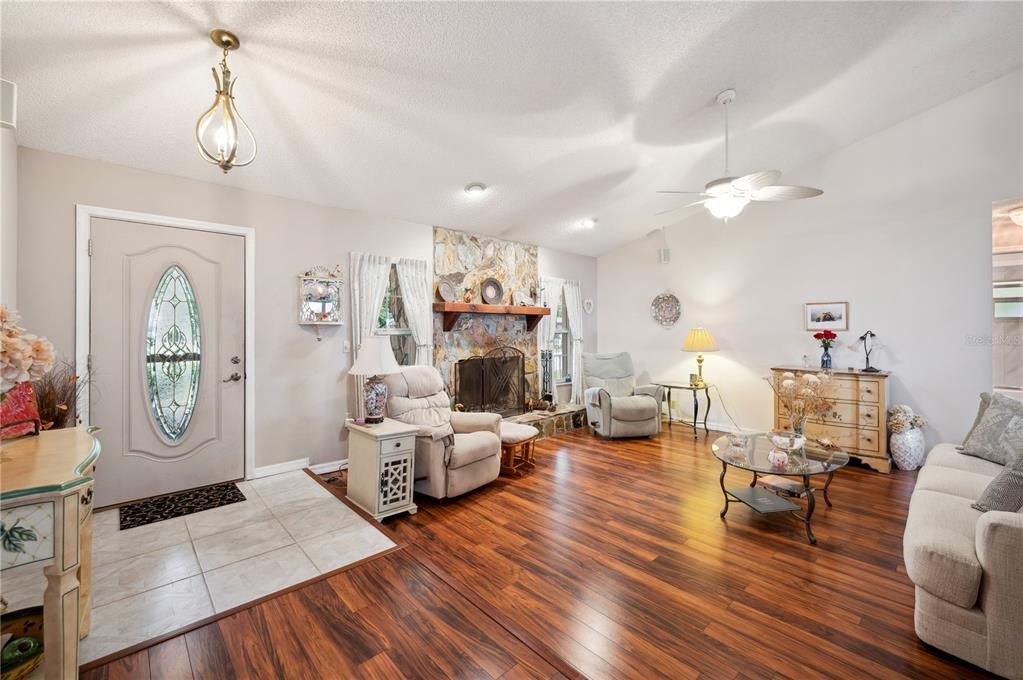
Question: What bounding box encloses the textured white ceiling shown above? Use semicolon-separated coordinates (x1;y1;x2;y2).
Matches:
2;2;1020;256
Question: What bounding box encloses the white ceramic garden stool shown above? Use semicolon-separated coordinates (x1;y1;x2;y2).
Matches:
890;429;926;470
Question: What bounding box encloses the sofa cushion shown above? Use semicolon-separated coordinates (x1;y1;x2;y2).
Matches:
972;453;1023;513
582;352;636;392
600;376;637;398
961;392;992;447
925;443;1004;478
904;489;983;608
387;392;453;432
449;431;499;469
610;394;659;422
915;465;996;501
961;392;1023;466
385;366;446;399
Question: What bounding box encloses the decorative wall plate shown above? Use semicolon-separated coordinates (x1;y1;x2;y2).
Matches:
438;280;458;303
583;299;595;314
481;277;504;305
650;292;682;329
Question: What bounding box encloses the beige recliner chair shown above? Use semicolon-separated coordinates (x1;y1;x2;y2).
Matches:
582;352;663;438
383;366;501;499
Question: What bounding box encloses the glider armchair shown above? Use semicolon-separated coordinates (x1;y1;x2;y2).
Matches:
582;352;663;438
383;365;501;499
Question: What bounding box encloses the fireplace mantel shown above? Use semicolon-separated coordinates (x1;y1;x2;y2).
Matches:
433;302;550;332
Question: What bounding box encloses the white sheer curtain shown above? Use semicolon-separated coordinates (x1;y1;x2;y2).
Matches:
537;276;564;405
395;257;433;365
349;252;392;417
562;279;586;404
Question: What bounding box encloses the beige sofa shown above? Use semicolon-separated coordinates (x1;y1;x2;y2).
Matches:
903;443;1023;678
384;366;501;499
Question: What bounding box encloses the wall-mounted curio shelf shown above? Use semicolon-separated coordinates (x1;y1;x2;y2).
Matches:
433;302;551;332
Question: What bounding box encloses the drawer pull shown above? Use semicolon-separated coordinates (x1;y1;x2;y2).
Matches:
863;388;872;394
394;441;402;448
865;413;872;418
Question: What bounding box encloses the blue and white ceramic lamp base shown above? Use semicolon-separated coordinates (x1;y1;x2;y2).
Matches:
363;376;388;425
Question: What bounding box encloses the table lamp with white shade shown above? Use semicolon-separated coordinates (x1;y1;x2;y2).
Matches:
682;326;718;388
349;336;401;424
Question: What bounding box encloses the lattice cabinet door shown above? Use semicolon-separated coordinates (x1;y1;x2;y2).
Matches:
378;452;413;513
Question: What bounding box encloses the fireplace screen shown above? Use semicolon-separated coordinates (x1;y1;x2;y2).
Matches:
455;347;526;416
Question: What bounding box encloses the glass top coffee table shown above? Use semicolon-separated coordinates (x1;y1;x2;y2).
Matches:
711;434;849;544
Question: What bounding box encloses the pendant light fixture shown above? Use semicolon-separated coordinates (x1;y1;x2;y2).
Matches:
195;29;257;173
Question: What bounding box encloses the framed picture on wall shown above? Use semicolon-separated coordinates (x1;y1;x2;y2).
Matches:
804;301;848;331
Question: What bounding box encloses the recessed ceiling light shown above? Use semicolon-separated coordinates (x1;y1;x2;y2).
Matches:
580;217;598;229
464;182;487;196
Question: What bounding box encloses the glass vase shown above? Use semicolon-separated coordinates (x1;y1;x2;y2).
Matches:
820;348;832;369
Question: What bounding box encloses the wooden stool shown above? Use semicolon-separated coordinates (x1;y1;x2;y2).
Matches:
500;423;540;476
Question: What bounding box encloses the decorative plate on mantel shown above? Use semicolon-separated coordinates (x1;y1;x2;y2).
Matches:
438;280;458;303
650;292;682;329
481;278;504;305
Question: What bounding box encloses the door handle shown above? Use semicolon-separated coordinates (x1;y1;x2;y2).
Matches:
222;372;242;383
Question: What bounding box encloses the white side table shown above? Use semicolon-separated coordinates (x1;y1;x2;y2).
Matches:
344;418;419;521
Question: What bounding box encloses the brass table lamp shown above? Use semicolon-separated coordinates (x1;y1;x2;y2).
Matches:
682;327;718;388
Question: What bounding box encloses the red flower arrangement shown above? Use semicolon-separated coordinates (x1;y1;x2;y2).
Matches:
813;329;838;350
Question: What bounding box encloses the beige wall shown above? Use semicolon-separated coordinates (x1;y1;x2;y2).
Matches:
598;70;1022;445
17;148;433;470
1;128;16;307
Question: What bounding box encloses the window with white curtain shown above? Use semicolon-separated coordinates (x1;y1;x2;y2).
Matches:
376;264;415;365
552;290;572;384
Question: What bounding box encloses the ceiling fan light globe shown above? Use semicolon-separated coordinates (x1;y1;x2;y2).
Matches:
705;177;735;196
705;196;749;219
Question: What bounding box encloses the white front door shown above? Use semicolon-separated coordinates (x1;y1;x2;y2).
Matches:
89;217;245;507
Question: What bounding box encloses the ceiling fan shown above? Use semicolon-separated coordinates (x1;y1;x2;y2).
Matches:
657;89;823;220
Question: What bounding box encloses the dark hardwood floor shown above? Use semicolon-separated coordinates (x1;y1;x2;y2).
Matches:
83;426;997;679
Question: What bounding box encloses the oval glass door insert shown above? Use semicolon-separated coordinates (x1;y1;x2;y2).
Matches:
145;265;201;441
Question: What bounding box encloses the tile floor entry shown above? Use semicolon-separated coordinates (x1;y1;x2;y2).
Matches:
3;470;396;664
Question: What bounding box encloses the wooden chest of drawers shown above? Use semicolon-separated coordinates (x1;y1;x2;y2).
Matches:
771;366;891;473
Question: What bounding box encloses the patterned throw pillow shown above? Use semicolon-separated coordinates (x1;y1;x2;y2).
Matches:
972;454;1023;513
960;392;992;445
961;393;1023;466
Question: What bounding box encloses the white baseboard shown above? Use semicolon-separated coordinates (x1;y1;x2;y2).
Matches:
308;459;348;475
249;457;311;480
662;417;759;435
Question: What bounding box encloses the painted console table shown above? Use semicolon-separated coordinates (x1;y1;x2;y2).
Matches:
1;427;101;679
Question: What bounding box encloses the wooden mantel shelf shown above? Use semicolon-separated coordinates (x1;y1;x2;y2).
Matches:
433;302;550;332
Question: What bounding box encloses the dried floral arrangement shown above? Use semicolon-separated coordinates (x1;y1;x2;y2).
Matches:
888;404;927;434
765;370;835;433
33;360;89;430
1;306;55;393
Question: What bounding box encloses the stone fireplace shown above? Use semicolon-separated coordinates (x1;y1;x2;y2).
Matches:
433;227;540;402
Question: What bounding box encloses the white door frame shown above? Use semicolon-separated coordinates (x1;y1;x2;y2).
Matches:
75;204;257;480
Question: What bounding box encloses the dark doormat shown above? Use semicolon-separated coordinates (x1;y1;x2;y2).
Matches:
118;481;247;530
